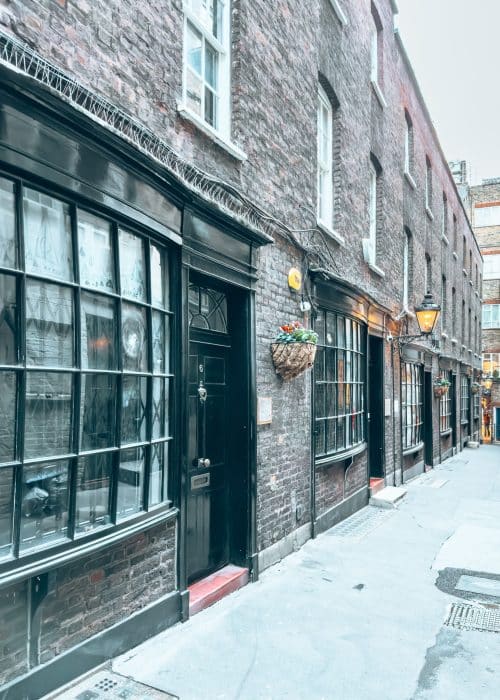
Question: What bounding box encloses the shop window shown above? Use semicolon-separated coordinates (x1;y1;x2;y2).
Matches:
0;176;174;564
460;374;469;424
314;310;366;460
401;362;423;450
439;371;452;433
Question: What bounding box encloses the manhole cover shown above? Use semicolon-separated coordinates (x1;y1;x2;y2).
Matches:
444;603;500;633
327;506;395;541
52;670;178;699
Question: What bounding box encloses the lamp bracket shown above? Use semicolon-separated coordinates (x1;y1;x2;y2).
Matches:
388;333;439;353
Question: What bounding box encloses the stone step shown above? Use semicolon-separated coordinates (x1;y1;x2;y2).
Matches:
369;486;407;509
369;477;385;497
188;564;249;617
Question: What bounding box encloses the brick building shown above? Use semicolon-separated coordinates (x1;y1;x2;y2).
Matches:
0;1;482;697
454;166;500;441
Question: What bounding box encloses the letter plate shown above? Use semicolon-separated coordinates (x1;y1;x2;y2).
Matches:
191;473;210;490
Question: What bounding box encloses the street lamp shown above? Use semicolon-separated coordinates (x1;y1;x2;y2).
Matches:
388;292;441;351
484;376;493;391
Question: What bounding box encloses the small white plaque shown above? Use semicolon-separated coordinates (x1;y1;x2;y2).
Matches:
257;397;272;425
384;399;391;417
393;400;399;416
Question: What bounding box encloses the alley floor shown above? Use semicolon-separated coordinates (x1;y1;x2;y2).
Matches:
52;445;500;700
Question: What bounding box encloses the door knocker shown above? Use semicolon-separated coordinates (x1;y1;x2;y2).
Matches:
198;382;207;403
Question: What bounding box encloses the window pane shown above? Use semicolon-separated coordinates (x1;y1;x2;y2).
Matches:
81;292;117;370
186;22;202;74
117;446;145;520
152;312;170;374
121;375;147;445
80;374;117;450
189;0;224;39
20;461;69;551
186;69;203;116
24;373;73;459
150;244;169;309
24;188;73;281
150;441;168;506
0;372;16;463
0;178;17;269
152;377;169;439
205;86;217;128
205;44;218;89
75;453;112;534
26;281;74;367
78;210;115;292
0;274;17;365
0;468;13;558
122;304;148;372
119;230;147;302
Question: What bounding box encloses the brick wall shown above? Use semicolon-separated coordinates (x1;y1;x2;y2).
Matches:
0;582;28;686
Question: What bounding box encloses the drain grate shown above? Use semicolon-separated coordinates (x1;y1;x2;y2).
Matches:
444;603;500;633
327;506;395;541
52;670;178;699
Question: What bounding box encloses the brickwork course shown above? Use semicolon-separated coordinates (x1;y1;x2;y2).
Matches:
0;0;484;695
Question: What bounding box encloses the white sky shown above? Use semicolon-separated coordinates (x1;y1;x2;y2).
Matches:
396;0;500;185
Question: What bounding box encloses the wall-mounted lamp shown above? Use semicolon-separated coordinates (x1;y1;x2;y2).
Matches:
483;376;493;391
387;292;441;351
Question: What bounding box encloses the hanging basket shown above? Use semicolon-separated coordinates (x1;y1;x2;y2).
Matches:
471;383;480;394
270;342;317;381
433;384;449;398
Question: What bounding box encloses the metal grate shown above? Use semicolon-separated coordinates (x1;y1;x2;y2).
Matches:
444;603;500;633
52;670;178;699
326;506;395;541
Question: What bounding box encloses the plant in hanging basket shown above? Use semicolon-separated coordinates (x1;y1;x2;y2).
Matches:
433;376;450;398
271;322;318;381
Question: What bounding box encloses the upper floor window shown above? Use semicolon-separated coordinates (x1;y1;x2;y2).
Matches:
451;287;456;338
317;86;333;228
452;214;457;253
441;275;447;331
483;352;500;377
183;0;230;134
474;203;500;228
404;111;414;175
425;253;432;293
483;304;500;329
403;229;412;310
441;193;448;239
484;253;500;280
365;157;381;266
425;158;432;212
462;234;467;271
370;4;383;87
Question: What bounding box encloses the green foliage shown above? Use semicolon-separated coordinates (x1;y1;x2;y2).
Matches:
275;321;318;344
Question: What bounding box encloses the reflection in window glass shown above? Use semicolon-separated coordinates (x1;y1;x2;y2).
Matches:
80;374;117;451
81;292;117;370
152;312;169;374
24;373;73;459
75;453;112;534
0;274;17;365
0;179;16;269
188;284;227;332
0;373;16;463
150;244;169;309
78;210;115;291
119;230;146;301
26;281;74;367
24;188;73;281
150;442;168;506
121;375;147;445
122;304;148;372
0;468;13;558
152;378;169;439
20;461;69;551
117;447;145;519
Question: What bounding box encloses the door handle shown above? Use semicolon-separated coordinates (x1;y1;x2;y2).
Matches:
197;458;211;468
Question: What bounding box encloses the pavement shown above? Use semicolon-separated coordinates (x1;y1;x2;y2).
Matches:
54;445;500;700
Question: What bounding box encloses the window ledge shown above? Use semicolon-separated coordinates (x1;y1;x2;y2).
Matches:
403;441;424;457
368;261;385;278
441;332;448;339
441;234;449;246
404;170;416;190
461;419;469;426
469;279;474;286
177;103;247;161
328;0;348;25
475;290;479;298
451;337;458;345
371;80;387;109
440;428;452;437
0;506;178;588
453;251;458;260
462;268;467;277
317;221;345;245
315;441;367;469
425;206;434;221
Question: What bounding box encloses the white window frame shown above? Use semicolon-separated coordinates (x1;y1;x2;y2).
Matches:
369;161;378;257
483;253;500;280
317;86;333;229
370;25;379;84
181;0;231;139
403;232;409;310
483;304;500;329
425;160;432;212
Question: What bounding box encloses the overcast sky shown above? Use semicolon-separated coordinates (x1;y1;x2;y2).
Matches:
396;0;500;185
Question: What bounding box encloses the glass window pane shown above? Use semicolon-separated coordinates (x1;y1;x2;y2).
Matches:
0;372;16;463
326;313;336;346
0;467;13;559
24;372;73;459
75;453;112;534
122;303;148;372
152;312;170;374
78;210;115;292
117;446;145;520
152;377;169;439
150;441;168;506
23;188;73;281
121;375;147;445
81;292;117;370
0;178;17;269
0;274;17;365
314;311;325;345
315;420;325;457
80;374;117;450
119;230;147;301
20;461;69;551
186;68;203;116
204;86;217;128
205;44;218;89
151;244;169;309
26;281;74;367
186;22;202;74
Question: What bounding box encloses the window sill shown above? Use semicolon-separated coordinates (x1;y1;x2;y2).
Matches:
0;506;178;588
317;221;345;245
475;290;479;298
451;337;458;345
371;80;387;109
441;234;449;246
404;170;417;190
453;251;458;260
461;419;469;426
462;268;467;277
403;441;424;457
328;0;348;25
177;103;247;162
441;332;448;340
425;206;434;221
368;261;385;278
440;429;452;437
315;441;367;469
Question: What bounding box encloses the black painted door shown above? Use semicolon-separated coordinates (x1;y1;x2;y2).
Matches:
187;341;230;583
368;335;384;478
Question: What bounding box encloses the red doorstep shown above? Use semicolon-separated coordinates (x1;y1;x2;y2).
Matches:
188;564;249;617
369;477;385;496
